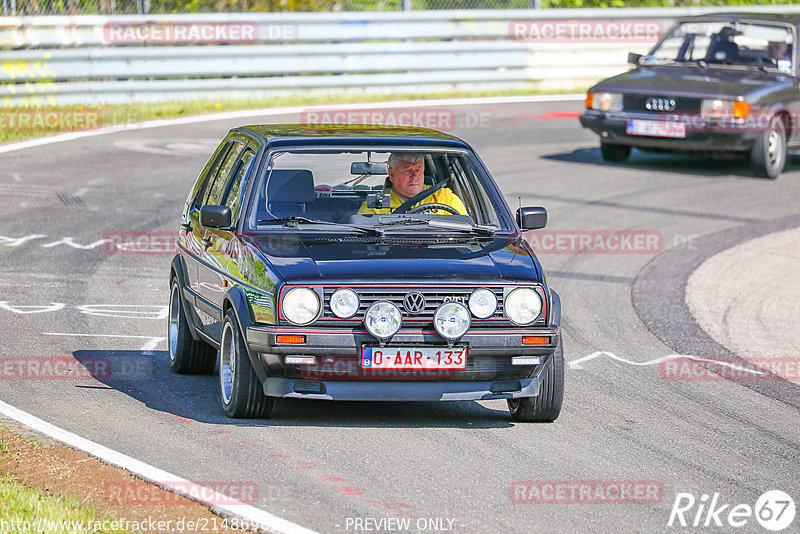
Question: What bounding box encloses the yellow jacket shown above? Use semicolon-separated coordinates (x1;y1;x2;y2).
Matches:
358;186;468;215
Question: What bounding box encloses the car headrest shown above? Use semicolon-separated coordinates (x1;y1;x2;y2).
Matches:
266;170;315;203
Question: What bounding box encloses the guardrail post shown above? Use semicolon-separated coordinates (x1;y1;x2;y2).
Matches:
137;0;150;15
402;0;411;11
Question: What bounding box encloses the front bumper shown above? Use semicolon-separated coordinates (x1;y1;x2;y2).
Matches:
580;110;761;152
246;325;559;400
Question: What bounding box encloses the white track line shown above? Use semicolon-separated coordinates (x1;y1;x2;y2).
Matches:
0;400;318;534
0;94;584;156
42;332;166;351
568;351;767;375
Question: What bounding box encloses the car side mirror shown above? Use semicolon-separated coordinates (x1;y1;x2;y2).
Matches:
517;207;547;230
200;205;232;228
628;52;643;65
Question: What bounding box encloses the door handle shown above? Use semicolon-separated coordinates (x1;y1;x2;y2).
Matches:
181;222;192;232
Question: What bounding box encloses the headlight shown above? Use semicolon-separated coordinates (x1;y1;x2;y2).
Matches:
588;92;623;112
363;301;402;340
468;289;497;319
701;99;749;119
505;288;543;326
330;288;360;319
281;287;321;326
433;302;471;340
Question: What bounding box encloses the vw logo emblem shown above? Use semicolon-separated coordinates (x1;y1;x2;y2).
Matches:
403;292;426;315
645;98;676;112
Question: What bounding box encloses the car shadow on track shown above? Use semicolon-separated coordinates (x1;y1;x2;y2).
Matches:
74;350;515;429
543;147;800;178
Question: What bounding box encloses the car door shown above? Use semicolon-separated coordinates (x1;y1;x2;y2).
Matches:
195;140;249;340
178;137;236;319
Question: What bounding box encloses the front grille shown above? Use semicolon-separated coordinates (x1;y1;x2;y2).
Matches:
623;94;702;114
322;286;505;324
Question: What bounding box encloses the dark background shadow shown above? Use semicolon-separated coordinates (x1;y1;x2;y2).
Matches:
73;350;515;429
543;147;800;179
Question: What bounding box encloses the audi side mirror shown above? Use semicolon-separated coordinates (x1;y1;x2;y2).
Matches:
628;52;643;65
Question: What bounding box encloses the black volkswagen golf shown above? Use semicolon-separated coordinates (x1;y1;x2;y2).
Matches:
580;14;800;178
168;125;563;422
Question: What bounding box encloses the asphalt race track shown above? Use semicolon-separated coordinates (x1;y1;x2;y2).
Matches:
1;98;799;533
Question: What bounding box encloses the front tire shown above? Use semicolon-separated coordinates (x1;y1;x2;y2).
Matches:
507;339;564;422
219;308;275;419
751;114;786;179
168;279;216;375
600;142;631;163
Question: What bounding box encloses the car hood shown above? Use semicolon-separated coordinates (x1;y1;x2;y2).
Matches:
243;233;541;284
592;66;790;99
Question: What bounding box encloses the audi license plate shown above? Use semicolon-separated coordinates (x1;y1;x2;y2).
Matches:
361;347;467;369
626;119;686;138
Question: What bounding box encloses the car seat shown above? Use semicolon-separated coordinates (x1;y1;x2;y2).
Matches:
263;169;315;218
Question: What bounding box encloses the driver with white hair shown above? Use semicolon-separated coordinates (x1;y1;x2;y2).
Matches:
358;152;468;215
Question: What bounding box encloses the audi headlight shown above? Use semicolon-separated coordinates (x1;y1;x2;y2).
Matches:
468;289;497;319
701;99;749;119
505;288;543;326
433;302;471;340
330;288;360;319
363;301;402;340
588;92;623;112
281;287;321;326
701;99;733;118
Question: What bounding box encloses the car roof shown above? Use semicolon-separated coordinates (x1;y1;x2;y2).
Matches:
679;13;800;26
234;124;471;150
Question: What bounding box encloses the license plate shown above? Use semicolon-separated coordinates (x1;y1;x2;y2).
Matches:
626;119;686;138
361;347;467;369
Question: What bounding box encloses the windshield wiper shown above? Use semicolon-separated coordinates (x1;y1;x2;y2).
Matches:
257;216;383;236
374;215;496;236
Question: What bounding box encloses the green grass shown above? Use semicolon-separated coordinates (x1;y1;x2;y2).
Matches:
0;87;585;145
0;436;127;533
0;473;128;533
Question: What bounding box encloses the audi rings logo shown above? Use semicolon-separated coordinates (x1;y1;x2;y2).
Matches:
645;98;676;112
403;292;427;315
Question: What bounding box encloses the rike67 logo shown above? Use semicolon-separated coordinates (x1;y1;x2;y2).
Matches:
668;490;795;531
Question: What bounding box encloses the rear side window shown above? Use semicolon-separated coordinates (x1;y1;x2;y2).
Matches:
204;142;245;206
188;139;233;206
223;148;256;224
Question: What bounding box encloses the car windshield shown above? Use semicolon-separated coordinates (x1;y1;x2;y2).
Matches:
246;148;505;232
644;20;794;72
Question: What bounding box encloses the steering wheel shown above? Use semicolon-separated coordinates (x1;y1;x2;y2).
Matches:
407;203;460;215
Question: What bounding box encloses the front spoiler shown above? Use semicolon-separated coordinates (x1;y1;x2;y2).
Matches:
262;375;541;401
